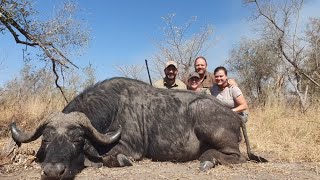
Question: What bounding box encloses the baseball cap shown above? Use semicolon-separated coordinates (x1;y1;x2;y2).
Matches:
188;72;200;80
165;61;177;68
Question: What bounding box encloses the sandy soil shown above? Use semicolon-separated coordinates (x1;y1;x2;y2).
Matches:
1;160;319;180
0;138;319;180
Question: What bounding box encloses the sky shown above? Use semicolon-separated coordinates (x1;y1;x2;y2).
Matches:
1;0;320;86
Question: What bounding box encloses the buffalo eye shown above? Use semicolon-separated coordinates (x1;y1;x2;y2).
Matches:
42;134;53;145
42;138;51;143
71;137;84;146
42;126;56;144
66;126;84;145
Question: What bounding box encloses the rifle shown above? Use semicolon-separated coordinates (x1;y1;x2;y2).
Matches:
145;59;152;86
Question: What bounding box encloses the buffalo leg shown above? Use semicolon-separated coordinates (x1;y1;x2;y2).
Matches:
102;140;144;167
199;147;247;171
102;153;133;167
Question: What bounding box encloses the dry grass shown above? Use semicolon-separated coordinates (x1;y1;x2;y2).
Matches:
248;102;320;162
0;89;70;136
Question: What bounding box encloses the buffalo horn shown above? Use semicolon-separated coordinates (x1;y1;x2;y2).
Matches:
74;112;122;145
10;112;55;143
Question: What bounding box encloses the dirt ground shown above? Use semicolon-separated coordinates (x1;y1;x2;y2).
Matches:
0;138;319;180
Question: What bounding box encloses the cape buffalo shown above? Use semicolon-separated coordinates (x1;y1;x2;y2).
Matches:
10;77;267;179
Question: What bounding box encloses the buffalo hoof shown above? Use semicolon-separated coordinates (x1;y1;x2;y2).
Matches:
199;160;215;171
117;154;133;167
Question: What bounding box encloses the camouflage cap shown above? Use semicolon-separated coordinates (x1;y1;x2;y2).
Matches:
188;72;200;80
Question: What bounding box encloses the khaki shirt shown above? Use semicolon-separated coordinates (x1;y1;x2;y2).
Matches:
200;71;215;89
153;78;187;89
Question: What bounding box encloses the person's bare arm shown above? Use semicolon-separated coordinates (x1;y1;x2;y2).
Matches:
232;94;248;113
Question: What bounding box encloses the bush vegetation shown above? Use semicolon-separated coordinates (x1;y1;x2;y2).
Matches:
0;63;95;136
248;102;320;162
0;67;319;162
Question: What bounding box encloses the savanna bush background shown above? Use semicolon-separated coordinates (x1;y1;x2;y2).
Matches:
0;63;95;136
0;65;319;162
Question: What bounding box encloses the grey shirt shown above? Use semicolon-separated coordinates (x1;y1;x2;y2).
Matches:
210;85;242;108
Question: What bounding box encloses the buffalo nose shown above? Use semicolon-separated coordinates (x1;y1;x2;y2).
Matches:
42;163;66;178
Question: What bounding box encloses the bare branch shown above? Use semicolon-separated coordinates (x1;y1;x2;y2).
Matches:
0;15;38;46
250;0;320;89
0;1;89;98
51;59;68;103
253;0;285;35
278;38;320;87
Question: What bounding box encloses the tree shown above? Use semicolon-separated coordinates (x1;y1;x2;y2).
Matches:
243;0;320;111
304;18;320;104
152;13;215;81
0;0;90;101
115;64;146;80
81;63;96;89
227;38;284;105
115;14;216;82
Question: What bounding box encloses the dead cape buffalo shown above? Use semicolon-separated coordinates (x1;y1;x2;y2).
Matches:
10;77;267;179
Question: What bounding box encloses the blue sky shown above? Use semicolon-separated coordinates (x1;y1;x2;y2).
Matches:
1;0;320;85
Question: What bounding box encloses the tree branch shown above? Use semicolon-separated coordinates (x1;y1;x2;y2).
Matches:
51;59;69;103
252;0;320;88
0;15;38;46
278;38;320;87
0;5;80;101
253;0;285;35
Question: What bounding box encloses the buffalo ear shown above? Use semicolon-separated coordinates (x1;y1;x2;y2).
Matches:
83;140;103;166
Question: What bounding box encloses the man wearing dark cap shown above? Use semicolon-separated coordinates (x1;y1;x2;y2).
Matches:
187;72;211;94
153;61;187;89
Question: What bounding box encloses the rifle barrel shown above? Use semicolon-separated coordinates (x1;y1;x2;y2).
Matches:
145;59;152;85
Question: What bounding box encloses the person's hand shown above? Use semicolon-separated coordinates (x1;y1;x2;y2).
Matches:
227;79;238;87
